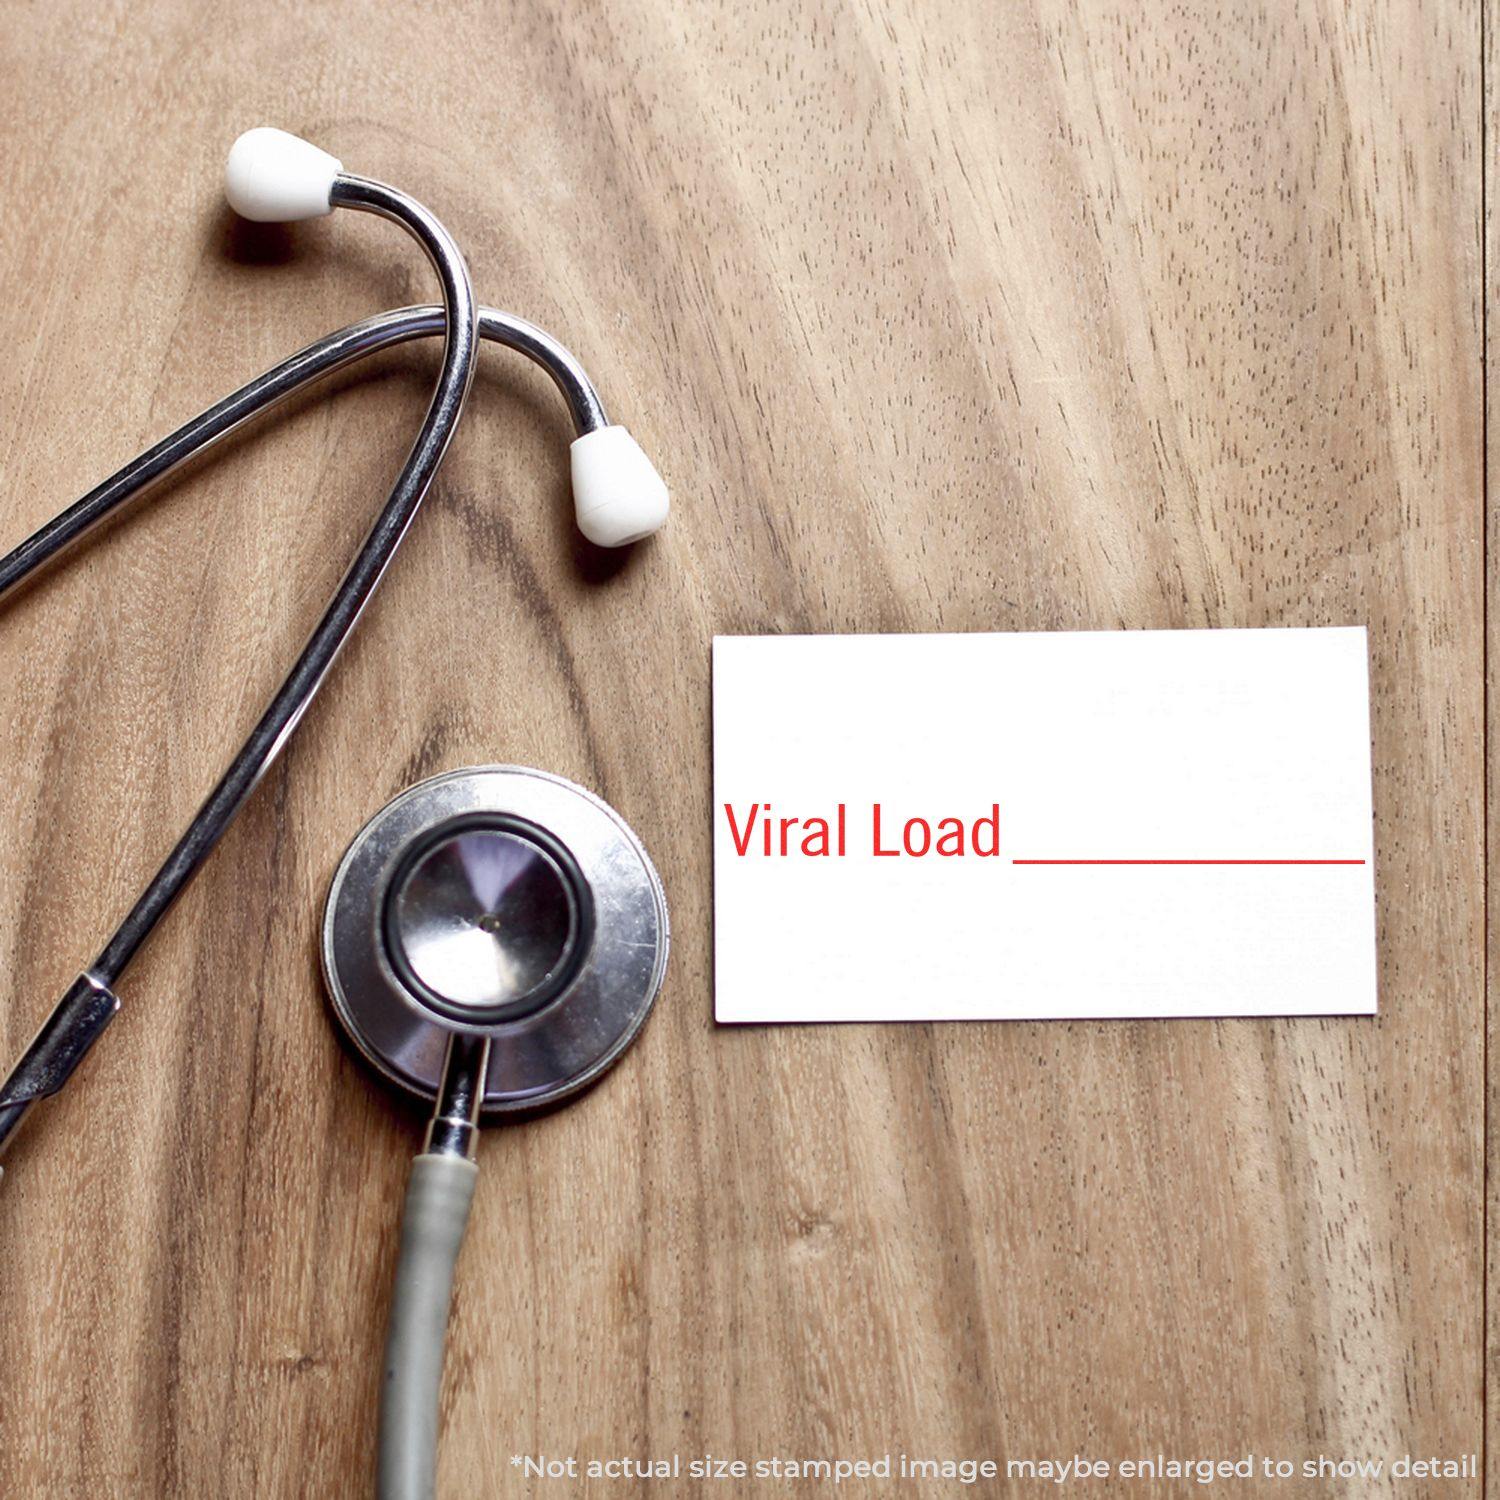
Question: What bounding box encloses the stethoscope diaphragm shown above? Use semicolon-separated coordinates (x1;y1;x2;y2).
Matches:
322;765;668;1114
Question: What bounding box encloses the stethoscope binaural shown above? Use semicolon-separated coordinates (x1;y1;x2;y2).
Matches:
0;128;671;1499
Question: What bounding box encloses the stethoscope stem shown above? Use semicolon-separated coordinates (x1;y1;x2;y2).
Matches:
422;1033;490;1161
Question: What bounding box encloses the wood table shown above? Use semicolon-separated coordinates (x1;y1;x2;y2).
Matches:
0;2;1487;1495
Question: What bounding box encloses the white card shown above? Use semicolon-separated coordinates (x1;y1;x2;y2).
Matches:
712;628;1376;1022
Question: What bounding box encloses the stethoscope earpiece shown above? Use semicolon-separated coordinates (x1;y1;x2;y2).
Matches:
225;126;343;222
571;425;671;546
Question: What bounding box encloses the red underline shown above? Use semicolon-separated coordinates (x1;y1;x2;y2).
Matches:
1012;858;1367;866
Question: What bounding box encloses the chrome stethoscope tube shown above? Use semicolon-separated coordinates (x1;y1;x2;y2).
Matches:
0;170;486;1164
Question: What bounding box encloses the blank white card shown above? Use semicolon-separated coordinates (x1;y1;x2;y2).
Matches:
712;628;1376;1022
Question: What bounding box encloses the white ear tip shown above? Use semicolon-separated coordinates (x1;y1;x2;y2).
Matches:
226;128;342;223
570;426;670;547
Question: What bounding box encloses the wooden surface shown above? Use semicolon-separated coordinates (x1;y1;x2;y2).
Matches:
0;3;1485;1496
1487;1;1499;1495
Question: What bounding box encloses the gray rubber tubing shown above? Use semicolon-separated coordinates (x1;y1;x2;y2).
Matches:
379;1153;479;1500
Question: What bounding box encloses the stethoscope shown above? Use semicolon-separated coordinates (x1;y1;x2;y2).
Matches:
0;129;671;1499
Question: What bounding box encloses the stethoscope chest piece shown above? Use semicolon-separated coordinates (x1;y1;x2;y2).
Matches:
322;766;668;1114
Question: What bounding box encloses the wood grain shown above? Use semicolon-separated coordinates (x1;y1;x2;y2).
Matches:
0;2;1484;1496
1488;0;1499;1492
